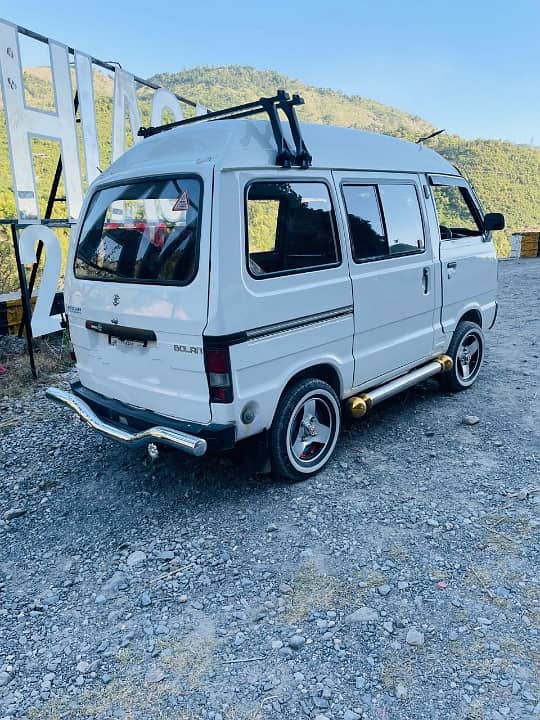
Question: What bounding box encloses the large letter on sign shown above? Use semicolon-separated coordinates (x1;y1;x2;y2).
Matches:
18;225;63;337
75;51;101;186
151;87;184;126
0;20;83;223
112;68;141;161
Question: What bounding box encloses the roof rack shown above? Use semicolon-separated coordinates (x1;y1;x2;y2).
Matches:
137;89;312;169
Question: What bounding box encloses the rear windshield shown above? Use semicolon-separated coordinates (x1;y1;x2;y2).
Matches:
75;176;202;285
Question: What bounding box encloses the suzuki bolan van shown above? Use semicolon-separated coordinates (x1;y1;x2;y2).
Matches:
47;92;505;481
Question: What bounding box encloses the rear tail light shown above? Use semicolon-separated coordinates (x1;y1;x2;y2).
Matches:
203;343;233;403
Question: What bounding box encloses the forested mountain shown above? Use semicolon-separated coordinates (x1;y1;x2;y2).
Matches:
1;63;539;289
147;66;436;139
148;67;540;255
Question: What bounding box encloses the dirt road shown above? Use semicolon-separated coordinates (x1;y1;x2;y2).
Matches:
1;259;538;720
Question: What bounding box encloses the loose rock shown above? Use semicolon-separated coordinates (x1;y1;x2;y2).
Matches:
0;671;11;687
406;628;425;646
346;607;379;623
288;635;306;650
3;508;26;521
396;683;408;699
145;667;166;683
126;550;147;567
100;571;127;598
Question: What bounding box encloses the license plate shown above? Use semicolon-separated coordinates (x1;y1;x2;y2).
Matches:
108;336;147;348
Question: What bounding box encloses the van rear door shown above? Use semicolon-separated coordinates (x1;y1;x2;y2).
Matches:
67;174;212;424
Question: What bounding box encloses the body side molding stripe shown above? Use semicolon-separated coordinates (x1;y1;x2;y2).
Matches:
204;305;354;347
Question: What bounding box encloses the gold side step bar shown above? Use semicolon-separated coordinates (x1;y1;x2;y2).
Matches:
346;355;453;418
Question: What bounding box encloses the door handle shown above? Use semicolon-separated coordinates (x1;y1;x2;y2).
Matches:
422;266;430;294
447;261;457;279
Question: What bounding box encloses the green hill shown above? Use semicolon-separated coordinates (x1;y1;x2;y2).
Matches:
1;64;539;291
146;66;436;139
149;66;540;253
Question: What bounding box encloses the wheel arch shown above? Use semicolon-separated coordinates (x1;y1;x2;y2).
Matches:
266;362;343;430
458;308;483;328
283;363;342;398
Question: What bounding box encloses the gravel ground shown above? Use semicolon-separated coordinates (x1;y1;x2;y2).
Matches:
0;259;539;720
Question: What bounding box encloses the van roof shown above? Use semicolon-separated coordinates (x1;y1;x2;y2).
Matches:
102;119;458;184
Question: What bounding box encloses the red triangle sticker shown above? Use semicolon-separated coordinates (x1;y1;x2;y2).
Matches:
172;190;189;211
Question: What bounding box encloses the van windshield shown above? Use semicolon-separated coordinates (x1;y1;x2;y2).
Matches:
75;176;202;285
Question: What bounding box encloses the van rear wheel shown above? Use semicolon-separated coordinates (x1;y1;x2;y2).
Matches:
440;320;485;392
270;378;341;481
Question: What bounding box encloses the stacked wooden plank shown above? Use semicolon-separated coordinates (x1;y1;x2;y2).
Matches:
0;292;64;336
0;293;36;336
519;231;540;257
509;232;540;258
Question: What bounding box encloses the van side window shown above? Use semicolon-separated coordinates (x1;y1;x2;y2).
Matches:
342;182;424;262
431;185;482;239
246;182;340;278
342;186;388;261
378;184;424;254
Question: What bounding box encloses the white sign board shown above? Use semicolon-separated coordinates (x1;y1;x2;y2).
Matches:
0;19;205;335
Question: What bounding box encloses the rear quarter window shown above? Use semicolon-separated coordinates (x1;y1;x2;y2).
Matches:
246;181;340;278
75;176;202;285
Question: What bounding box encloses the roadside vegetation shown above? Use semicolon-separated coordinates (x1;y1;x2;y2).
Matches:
0;332;72;400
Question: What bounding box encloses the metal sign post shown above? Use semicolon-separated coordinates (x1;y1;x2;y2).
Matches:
10;223;37;378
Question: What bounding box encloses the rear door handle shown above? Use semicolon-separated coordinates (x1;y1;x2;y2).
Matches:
422;266;430;294
447;261;457;278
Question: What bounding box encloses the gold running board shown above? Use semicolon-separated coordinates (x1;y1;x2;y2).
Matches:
346;355;453;419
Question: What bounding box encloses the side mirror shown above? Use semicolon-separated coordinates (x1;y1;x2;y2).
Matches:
484;212;505;232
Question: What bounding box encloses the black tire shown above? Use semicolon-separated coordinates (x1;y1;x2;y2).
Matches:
440;320;485;392
270;378;341;482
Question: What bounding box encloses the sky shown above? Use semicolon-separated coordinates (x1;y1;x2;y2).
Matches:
2;0;540;145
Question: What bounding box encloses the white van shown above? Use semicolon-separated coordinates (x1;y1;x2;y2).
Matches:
47;92;505;480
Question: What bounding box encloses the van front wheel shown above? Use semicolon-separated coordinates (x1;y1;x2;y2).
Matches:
270;378;341;481
440;320;485;392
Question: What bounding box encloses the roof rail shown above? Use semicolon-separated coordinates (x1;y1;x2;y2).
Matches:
137;90;312;169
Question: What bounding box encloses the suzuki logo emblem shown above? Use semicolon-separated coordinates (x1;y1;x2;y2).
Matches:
112;294;120;306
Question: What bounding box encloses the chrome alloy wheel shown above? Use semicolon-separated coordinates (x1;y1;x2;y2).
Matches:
456;329;483;386
286;389;339;473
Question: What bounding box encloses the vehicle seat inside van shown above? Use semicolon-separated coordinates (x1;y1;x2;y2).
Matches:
285;207;336;269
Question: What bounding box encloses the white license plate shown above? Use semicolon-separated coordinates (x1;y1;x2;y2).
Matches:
108;336;146;348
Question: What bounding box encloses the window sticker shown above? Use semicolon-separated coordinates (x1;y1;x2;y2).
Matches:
172;190;189;211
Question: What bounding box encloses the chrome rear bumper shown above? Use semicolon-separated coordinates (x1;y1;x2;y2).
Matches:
45;387;207;457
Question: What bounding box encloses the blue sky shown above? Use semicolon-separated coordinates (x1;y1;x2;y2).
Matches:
3;0;540;144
